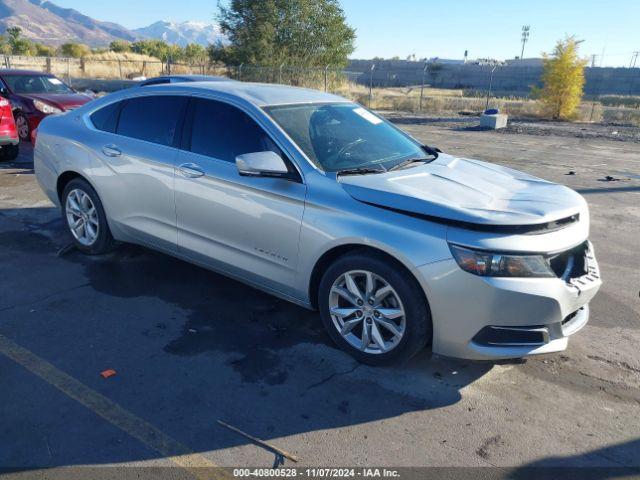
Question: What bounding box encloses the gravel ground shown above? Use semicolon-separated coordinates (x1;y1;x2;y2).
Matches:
384;112;640;143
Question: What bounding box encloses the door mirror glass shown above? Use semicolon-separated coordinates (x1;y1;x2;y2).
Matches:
236;151;289;177
0;87;7;96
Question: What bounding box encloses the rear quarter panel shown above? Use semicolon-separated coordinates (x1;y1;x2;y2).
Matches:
34;113;95;208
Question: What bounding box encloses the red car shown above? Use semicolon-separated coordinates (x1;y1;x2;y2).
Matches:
0;70;92;142
0;96;18;161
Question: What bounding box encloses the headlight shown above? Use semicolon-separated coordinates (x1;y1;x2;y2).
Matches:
33;99;62;114
449;244;555;278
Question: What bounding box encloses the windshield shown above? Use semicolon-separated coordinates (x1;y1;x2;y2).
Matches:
264;103;429;172
3;75;74;94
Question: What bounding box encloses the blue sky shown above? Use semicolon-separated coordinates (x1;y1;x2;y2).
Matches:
54;0;640;66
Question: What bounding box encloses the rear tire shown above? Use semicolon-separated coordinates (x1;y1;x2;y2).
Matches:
0;144;18;162
62;178;116;254
318;252;432;366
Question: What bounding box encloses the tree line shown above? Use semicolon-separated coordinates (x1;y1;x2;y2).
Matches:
0;0;356;68
0;27;211;64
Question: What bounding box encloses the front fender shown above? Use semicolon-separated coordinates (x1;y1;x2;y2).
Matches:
294;196;451;304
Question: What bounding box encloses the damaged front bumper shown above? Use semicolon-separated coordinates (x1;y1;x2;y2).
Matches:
415;241;602;360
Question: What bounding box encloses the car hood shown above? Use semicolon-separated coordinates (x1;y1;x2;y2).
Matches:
338;154;586;225
22;93;92;110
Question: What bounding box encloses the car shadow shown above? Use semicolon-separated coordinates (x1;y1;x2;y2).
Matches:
0;207;495;470
508;438;640;479
0;140;34;172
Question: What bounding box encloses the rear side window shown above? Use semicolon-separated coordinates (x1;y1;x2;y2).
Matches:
90;101;121;133
188;98;279;162
117;95;187;146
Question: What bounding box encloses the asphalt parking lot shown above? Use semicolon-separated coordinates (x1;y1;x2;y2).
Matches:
1;119;639;477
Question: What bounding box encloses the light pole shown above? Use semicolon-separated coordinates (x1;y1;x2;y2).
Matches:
520;25;530;59
369;63;375;108
419;62;428;111
485;65;498;111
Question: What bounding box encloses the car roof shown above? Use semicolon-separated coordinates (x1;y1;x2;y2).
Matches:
145;81;349;107
138;74;233;86
0;69;55;76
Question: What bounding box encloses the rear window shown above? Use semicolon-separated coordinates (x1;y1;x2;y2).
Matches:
90;101;121;133
116;96;188;146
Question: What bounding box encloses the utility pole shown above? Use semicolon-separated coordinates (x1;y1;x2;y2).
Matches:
630;52;639;68
590;54;597;68
520;25;530;59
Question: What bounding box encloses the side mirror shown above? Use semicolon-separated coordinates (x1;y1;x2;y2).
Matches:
236;151;289;177
0;87;7;97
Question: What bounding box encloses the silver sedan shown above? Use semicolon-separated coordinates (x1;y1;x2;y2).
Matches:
34;82;601;365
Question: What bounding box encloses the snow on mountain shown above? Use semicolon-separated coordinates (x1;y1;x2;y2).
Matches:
133;20;227;47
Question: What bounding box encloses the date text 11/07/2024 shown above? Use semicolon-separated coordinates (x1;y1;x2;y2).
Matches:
232;468;401;478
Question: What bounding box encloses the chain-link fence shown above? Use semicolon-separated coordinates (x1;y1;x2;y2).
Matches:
3;54;640;126
1;54;227;80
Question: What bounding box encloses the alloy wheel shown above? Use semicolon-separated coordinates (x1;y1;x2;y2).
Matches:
329;270;406;354
16;115;28;140
65;188;99;246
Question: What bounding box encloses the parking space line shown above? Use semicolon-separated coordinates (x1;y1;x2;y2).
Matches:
0;334;230;480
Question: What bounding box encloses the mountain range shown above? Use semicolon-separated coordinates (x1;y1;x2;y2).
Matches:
0;0;225;47
133;21;225;48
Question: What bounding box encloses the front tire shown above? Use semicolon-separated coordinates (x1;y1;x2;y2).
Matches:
14;112;30;142
62;178;115;254
318;252;432;366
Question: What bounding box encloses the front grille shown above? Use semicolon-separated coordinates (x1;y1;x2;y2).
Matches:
548;241;589;281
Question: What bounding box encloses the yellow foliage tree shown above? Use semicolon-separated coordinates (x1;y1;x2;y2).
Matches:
539;36;587;120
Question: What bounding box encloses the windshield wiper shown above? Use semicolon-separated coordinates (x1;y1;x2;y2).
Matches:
388;158;430;172
336;167;386;177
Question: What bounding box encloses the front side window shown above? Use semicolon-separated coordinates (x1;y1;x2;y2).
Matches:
264;103;429;172
188;98;280;162
116;96;188;146
3;75;74;94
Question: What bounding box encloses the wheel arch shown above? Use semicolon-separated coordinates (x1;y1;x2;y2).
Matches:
56;170;85;203
56;170;104;208
307;243;429;312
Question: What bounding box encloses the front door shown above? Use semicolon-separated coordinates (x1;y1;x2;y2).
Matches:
174;98;306;297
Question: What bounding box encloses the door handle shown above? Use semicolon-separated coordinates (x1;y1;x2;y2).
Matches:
102;145;121;157
178;163;205;178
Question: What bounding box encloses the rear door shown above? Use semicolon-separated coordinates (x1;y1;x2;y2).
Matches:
88;94;188;252
174;97;306;296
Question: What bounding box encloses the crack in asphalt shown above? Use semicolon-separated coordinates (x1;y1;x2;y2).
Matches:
303;363;361;392
587;354;640;375
0;282;91;313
